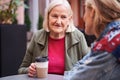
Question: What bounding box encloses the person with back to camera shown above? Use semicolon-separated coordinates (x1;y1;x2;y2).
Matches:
18;0;90;77
64;0;120;80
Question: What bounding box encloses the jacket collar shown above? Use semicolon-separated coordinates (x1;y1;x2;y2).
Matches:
36;29;80;48
98;21;120;41
66;30;82;49
37;30;49;46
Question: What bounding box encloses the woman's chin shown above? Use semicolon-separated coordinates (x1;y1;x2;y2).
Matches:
53;29;64;34
85;31;93;36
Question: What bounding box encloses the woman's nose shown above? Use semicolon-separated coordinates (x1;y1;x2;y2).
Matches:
56;18;62;24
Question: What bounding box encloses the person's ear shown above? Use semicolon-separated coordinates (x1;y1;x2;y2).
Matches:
69;15;73;21
90;9;95;19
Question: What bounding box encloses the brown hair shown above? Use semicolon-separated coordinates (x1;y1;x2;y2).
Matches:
85;0;120;37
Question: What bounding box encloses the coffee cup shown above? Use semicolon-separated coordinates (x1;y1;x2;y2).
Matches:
35;56;48;78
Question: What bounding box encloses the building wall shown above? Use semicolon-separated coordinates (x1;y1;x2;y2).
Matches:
69;0;85;29
69;0;80;27
38;0;46;17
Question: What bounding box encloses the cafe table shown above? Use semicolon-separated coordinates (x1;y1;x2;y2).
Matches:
0;74;63;80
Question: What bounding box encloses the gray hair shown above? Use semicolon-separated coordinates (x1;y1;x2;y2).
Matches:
43;0;75;32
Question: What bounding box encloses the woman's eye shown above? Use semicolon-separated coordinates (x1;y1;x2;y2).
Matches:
51;15;58;18
61;16;67;19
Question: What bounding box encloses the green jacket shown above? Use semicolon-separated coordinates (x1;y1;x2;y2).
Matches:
18;28;90;74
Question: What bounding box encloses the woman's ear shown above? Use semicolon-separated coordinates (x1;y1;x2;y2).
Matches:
90;9;95;19
69;15;73;21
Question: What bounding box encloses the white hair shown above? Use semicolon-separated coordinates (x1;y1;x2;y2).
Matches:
43;0;75;32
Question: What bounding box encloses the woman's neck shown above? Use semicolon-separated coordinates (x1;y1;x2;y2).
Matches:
49;32;65;39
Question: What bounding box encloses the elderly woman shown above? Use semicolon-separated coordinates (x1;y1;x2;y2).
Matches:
64;0;120;80
18;0;89;77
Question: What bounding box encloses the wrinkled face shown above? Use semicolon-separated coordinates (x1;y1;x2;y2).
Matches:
48;5;71;34
83;6;94;35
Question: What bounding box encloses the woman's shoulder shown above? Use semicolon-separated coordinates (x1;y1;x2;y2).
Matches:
72;28;85;37
33;29;47;40
34;29;46;36
36;28;45;34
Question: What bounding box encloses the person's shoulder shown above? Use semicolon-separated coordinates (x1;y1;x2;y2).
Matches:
72;28;84;37
33;29;48;41
36;29;45;33
33;29;47;38
35;29;46;35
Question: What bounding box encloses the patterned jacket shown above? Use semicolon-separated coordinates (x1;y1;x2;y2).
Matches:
64;21;120;80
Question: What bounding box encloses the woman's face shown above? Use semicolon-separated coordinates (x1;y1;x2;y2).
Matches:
48;5;71;34
83;6;94;35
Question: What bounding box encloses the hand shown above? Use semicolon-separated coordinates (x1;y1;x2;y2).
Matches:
28;63;36;77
